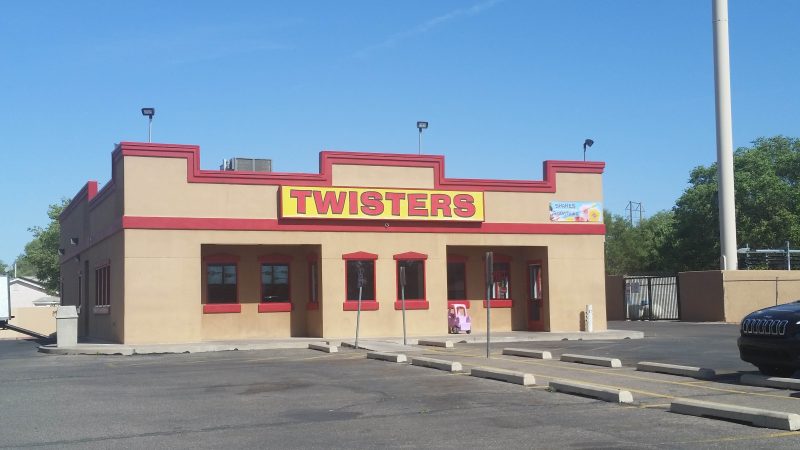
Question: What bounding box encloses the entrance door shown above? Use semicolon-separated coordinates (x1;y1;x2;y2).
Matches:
527;263;545;331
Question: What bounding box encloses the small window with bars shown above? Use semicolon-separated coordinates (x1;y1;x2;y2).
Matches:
95;264;110;307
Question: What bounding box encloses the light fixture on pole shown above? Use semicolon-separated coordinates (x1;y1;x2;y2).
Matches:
141;107;155;143
583;139;594;161
416;121;428;155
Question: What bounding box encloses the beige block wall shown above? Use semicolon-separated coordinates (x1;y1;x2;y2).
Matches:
0;307;57;339
332;165;434;189
722;270;800;323
124;157;279;218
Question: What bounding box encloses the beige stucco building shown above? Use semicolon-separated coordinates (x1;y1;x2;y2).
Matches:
59;142;607;344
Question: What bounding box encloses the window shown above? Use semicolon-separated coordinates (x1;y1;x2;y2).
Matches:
207;263;237;304
95;264;110;311
484;254;513;308
397;260;424;299
490;262;511;299
394;251;428;310
261;264;290;303
346;260;375;301
342;251;379;311
447;261;466;300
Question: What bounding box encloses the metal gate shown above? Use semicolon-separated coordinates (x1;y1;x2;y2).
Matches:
623;276;680;320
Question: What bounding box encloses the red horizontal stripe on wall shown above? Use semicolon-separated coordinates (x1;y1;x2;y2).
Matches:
342;301;379;311
482;300;513;308
393;300;429;310
203;303;241;314
123;216;605;235
258;303;292;313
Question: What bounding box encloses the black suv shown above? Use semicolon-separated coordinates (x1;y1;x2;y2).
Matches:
738;301;800;377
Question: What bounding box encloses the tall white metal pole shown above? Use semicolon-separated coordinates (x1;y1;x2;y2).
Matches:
712;0;737;270
148;116;153;143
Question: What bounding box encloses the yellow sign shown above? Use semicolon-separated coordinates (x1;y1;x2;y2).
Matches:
280;186;485;222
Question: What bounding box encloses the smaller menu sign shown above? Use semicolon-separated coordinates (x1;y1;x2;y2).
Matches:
549;201;603;223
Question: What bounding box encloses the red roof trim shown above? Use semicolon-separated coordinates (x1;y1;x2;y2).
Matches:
60;181;98;220
123;216;605;235
393;251;428;260
342;251;379;260
115;141;604;193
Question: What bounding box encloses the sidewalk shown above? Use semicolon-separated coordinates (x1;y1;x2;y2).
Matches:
38;328;643;356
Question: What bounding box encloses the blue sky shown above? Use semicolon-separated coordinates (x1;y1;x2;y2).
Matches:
1;0;798;264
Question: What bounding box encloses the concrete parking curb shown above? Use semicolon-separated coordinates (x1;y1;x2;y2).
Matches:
502;348;552;359
549;380;634;404
417;340;454;348
560;354;622;368
670;398;800;431
470;367;536;386
308;343;338;353
367;352;407;363
739;374;800;390
637;361;715;380
39;345;135;356
410;357;462;372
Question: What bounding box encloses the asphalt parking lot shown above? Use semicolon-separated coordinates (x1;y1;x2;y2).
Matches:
2;322;800;449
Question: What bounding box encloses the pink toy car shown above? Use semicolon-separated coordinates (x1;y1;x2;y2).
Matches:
448;303;471;334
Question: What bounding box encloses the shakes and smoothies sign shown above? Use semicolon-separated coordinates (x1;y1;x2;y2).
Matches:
280;186;485;222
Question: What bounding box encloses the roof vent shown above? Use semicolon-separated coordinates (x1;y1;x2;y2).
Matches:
220;158;272;172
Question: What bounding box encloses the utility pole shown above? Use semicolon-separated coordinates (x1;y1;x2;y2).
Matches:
712;0;738;270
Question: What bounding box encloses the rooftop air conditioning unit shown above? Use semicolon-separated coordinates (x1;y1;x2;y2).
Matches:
220;158;272;172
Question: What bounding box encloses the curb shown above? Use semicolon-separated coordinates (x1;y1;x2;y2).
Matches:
470;367;536;386
410;356;462;372
418;340;454;348
637;361;715;380
308;343;338;353
739;374;800;390
502;348;552;359
549;380;633;404
670;398;800;431
367;352;407;363
561;354;622;368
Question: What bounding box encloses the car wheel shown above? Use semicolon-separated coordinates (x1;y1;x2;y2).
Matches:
466;330;471;334
757;365;797;377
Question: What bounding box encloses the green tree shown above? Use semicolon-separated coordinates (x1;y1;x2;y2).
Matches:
605;210;676;275
0;260;7;275
670;136;800;270
19;199;70;293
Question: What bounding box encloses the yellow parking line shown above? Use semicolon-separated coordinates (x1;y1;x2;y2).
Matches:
491;355;800;401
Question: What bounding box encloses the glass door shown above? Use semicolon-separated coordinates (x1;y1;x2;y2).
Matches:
527;263;544;331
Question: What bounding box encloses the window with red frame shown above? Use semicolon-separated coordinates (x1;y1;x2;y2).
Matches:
261;263;290;303
95;265;110;307
396;260;425;300
446;261;466;300
490;262;511;300
207;263;237;304
346;260;375;301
